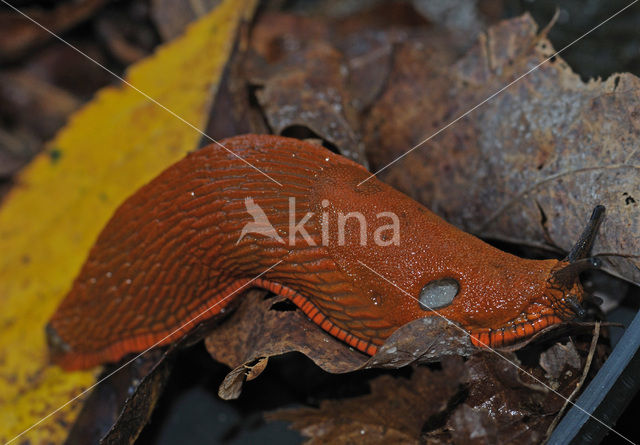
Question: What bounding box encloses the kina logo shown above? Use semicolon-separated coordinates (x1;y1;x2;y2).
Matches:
236;197;285;244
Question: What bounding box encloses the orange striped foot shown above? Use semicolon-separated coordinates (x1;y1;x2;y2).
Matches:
469;314;564;348
254;278;379;356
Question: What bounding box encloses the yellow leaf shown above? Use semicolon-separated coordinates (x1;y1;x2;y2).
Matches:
0;0;257;442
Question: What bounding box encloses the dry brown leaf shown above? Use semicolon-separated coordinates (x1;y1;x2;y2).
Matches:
206;290;368;400
251;39;367;164
245;6;442;165
364;13;640;284
267;359;465;445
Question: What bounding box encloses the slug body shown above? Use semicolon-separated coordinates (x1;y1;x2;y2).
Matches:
48;135;590;370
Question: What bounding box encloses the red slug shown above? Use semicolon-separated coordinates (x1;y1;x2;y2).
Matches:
47;134;602;370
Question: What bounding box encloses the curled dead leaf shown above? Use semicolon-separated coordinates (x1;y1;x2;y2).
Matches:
206;290;368;399
206;290;476;399
206;291;607;401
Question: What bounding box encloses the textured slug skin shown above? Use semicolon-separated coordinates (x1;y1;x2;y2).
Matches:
47;135;583;370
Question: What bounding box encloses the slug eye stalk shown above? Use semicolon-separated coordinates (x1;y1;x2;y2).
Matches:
547;205;606;320
566;205;605;263
551;205;605;287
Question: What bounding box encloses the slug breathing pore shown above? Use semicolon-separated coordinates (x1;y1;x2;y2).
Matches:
46;135;604;370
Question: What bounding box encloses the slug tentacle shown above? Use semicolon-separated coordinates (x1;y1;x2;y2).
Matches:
565;295;587;319
551;257;602;289
566;205;605;263
542;206;606;325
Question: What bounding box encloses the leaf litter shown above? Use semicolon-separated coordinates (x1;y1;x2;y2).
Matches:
364;13;640;285
2;2;637;443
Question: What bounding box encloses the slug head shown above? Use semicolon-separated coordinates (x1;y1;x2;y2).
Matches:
410;206;605;347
